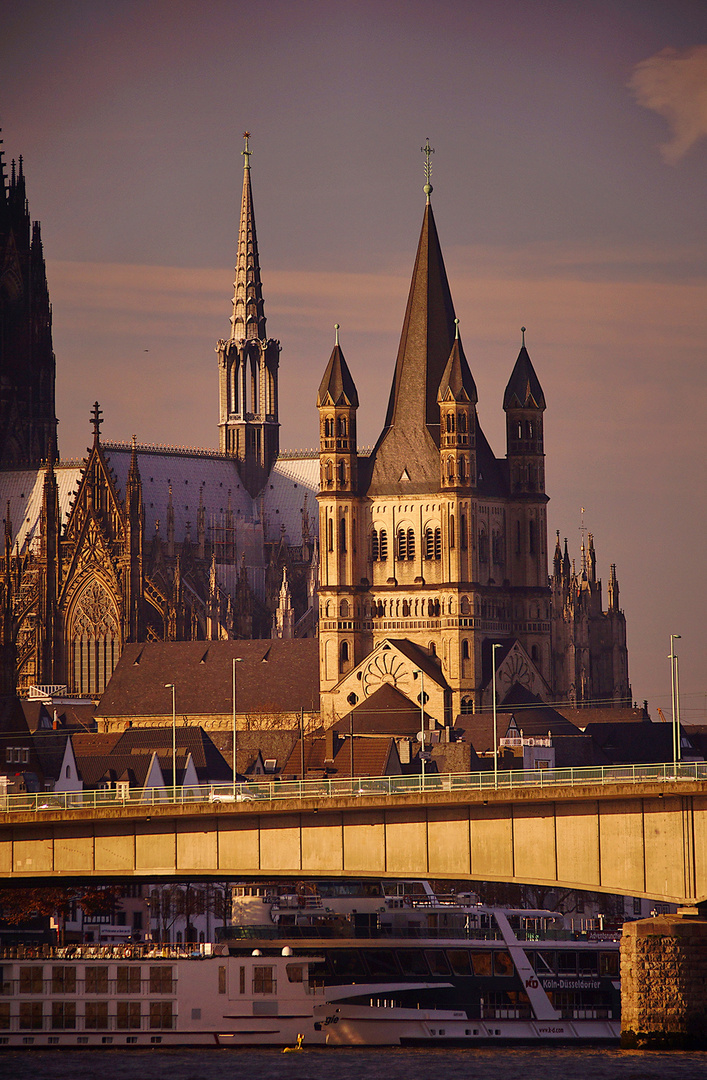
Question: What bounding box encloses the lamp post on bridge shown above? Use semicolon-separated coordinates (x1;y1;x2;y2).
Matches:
232;657;243;799
165;683;176;802
492;643;502;790
669;635;682;776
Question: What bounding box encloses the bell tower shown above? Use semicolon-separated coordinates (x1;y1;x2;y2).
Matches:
216;133;280;496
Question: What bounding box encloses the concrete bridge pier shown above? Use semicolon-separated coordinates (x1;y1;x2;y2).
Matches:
621;907;707;1049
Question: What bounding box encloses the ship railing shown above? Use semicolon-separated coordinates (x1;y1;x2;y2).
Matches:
0;943;222;961
5;761;707;815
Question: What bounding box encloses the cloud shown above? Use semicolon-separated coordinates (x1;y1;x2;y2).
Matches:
629;45;707;164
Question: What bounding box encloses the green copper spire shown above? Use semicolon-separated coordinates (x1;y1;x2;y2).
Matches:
421;138;434;203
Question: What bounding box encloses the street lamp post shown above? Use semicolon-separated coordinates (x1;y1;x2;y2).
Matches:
670;635;681;775
165;683;176;801
419;668;426;791
232;658;243;799
492;643;502;790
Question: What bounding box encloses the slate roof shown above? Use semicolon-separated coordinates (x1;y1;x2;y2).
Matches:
280;733;400;780
437;335;477;404
334;683;432;736
110;726;231;781
96;639;320;720
503;344;546;410
317;343;359;407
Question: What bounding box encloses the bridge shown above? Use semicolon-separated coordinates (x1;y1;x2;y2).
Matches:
2;764;707;904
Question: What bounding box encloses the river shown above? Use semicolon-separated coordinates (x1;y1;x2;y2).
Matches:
2;1047;705;1080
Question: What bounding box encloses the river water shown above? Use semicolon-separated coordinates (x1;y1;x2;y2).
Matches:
2;1047;705;1080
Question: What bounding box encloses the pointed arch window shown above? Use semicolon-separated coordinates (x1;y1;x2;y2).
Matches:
69;579;120;696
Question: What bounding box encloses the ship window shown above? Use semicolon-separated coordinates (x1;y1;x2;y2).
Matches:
537;951;555;973
470;951;493;977
52;966;76;994
218;966;227;994
578;952;598;975
557;951;577;975
253;966;275;994
85;967;109;994
149;966;173;994
116;1002;141;1029
396;951;429;977
600;952;619;977
0;1003;9;1030
494;951;514;977
19;1003;43;1029
149;1001;173;1029
19;967;43;994
425;950;451;976
51;1002;76;1030
327;951;367;978
116;967;141;994
85;1002;108;1028
239;966;245;994
286;964;304;983
446;949;473;977
362;949;399;976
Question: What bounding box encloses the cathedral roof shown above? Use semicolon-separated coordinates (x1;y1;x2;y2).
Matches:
365;203;457;494
503;341;546;410
317;341;359;407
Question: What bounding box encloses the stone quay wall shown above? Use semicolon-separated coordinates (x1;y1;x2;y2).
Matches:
621;914;707;1050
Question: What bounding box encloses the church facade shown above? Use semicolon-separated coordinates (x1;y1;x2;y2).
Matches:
316;175;631;725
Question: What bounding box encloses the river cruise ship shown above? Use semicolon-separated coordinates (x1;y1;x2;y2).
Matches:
0;883;621;1047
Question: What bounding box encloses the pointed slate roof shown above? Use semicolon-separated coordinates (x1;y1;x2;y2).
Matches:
503;344;546;410
229;133;267;342
317;343;359;407
437;331;477;404
366;203;457;493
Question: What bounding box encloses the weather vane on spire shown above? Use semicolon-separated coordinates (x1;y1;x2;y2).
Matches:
91;401;103;441
242;131;251;167
421;138;434;203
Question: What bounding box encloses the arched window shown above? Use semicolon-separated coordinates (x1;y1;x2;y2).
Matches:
434;527;442;560
70;579;120;696
379;529;388;560
460;596;470;615
461;697;474;714
397;528;407;560
459;412;467;433
526;420;534;439
339;516;347;553
460;514;468;550
371;529;379;561
337;416;347;437
529;519;536;555
402;599;410;617
458;457;466;483
324;459;333;486
327;518;333;552
462;639;470;661
516;421;523;439
324;418;334;439
449;514;455;549
425;527;434;560
340;641;350;666
407;528;415;560
479;530;489;563
446;414;455;433
531;644;539;662
447;458;454;480
337;460;346;485
340;599;349;618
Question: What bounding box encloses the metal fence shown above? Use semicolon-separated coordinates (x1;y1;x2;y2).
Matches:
2;761;706;816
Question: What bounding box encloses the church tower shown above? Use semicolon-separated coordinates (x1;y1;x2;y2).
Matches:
216;133;280;497
317;144;554;723
0;139;57;467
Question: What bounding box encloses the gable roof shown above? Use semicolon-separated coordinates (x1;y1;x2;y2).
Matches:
96;639;320;720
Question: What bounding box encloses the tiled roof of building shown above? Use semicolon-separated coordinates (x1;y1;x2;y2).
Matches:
317;342;359;408
503;344;546;411
280;732;400;780
96;639;320;720
335;683;431;735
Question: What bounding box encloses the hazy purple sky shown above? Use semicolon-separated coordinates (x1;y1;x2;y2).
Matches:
2;0;706;719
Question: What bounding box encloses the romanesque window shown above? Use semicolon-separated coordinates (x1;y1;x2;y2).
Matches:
379;529;388;560
434;527;442;560
425;527;434;560
407;528;415;560
337;460;346;485
327;518;333;552
69;580;120;697
324;418;334;439
459;412;467;433
449;514;455;549
398;527;415;560
461;697;474;714
371;529;379;561
529;519;536;554
337;416;347;437
458;457;466;483
462;640;470;661
339;516;347;553
479;531;489;563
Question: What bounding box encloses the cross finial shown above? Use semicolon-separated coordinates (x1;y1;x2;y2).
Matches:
454;317;460;340
334;322;340;346
521;326;526;347
91;401;103;441
421;138;434;202
242;131;251;168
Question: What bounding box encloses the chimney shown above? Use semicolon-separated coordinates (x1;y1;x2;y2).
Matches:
325;728;339;763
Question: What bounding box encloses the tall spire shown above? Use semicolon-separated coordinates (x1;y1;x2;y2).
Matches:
229;131;266;342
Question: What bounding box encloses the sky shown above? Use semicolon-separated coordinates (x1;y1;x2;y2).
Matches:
1;0;705;722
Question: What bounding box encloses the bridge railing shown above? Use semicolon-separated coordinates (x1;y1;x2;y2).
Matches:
2;761;707;815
